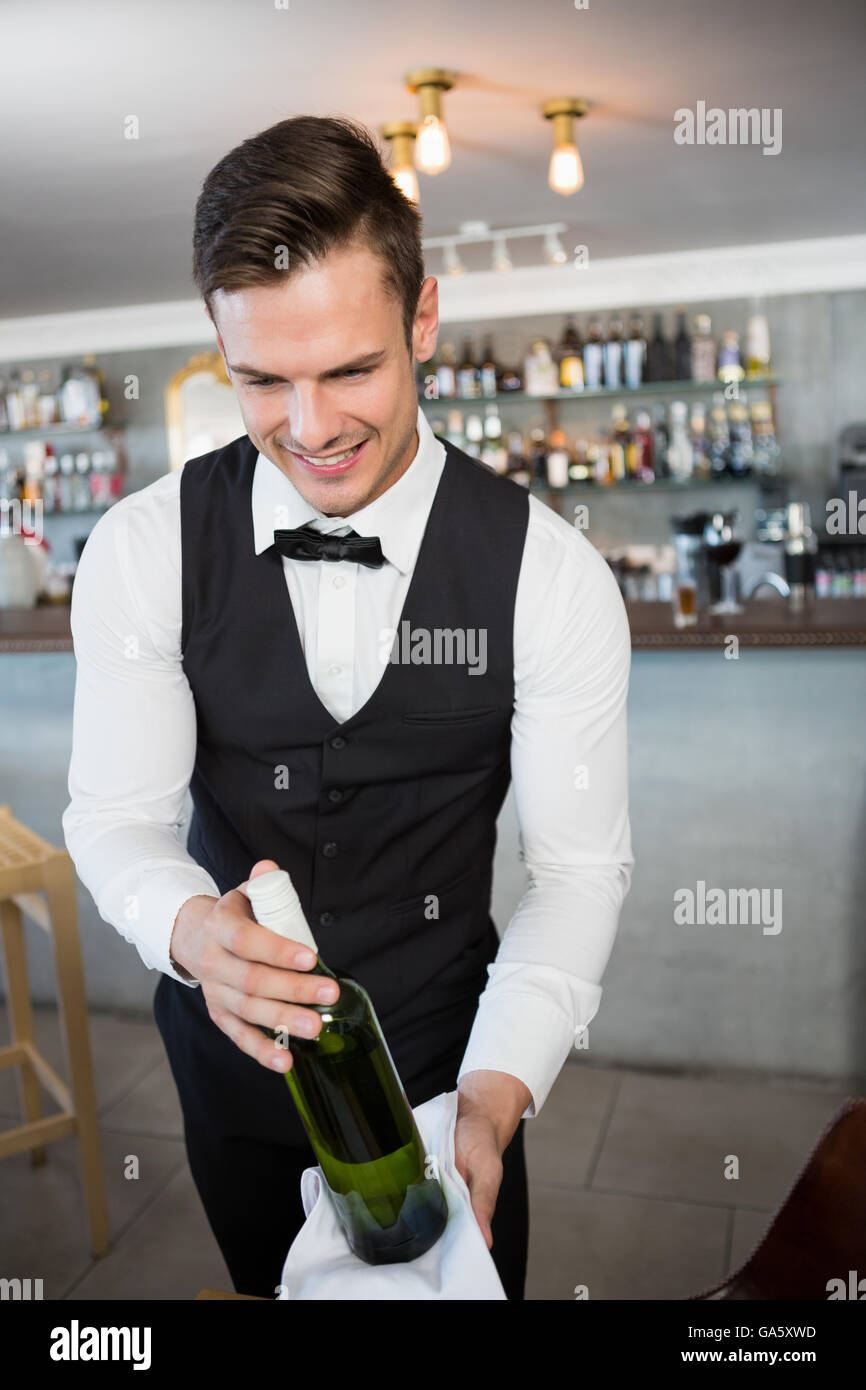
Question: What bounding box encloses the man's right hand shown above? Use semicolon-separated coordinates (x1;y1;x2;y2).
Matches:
168;858;340;1073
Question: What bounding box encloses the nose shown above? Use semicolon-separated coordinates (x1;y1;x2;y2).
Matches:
285;385;347;456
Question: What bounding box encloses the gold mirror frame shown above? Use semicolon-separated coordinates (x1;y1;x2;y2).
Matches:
164;350;243;471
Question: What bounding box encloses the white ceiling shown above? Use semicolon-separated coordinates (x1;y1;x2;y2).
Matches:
3;0;865;319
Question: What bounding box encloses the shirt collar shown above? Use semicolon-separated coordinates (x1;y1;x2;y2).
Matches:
251;405;445;575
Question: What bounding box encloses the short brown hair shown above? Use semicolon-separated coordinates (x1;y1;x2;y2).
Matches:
192;115;425;351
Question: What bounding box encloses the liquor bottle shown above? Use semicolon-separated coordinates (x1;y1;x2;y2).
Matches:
436;343;458;399
524;339;559;396
689;403;712;480
568;435;592;483
43;448;59;512
623;314;646;390
727;396;754;478
457;339;481;398
673;310;692;380
708;393;731;477
480;404;508;474
645;313;674;382
546;428;572;488
651;402;670;477
633;409;656;483
6;371;26;431
83;354;110;424
464;411;484;458
445;409;465;449
603;317;625;390
750;399;781;476
717;331;745;385
479;338;499;398
583;317;605;390
557;317;585;391
37;368;58;426
690;315;716;383
73;451;93;509
22;441;45;503
20;370;41;429
608;405;630;482
506;429;530;485
246;869;448;1265
498;361;523;392
745;314;772;377
58;363;102;427
57;452;75;510
667;401;694;480
528;427;548;482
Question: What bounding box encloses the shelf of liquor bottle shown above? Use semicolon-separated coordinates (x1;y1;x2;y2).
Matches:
418;377;782;407
626;596;866;649
0;420;126;440
528;475;770;495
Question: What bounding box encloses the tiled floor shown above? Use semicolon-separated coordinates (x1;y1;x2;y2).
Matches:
0;1004;854;1301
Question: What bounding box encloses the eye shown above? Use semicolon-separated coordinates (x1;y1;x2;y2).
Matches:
341;367;371;378
247;377;277;387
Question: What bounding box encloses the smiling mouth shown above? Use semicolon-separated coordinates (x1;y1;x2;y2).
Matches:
289;439;370;474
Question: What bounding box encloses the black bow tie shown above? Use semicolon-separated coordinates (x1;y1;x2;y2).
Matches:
272;523;386;569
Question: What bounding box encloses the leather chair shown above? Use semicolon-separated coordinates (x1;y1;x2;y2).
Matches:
689;1096;866;1299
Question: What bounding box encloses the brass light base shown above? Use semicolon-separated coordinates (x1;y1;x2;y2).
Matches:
543;98;589;148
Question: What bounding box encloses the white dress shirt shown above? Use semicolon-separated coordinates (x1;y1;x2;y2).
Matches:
63;405;633;1118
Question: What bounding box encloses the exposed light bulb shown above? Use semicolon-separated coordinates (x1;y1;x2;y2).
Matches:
415;114;451;174
549;141;584;195
391;164;419;204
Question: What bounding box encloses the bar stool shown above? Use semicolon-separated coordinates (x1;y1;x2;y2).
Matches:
0;804;109;1257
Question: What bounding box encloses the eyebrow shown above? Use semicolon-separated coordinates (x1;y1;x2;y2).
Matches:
228;348;388;381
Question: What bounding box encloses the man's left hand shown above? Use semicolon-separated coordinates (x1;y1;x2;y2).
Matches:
454;1070;533;1248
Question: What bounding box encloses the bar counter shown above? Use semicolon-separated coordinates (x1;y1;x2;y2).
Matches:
3;597;866;654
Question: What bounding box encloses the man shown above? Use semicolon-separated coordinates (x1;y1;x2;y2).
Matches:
63;115;633;1301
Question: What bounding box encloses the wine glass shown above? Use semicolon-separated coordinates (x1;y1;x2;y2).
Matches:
703;511;743;614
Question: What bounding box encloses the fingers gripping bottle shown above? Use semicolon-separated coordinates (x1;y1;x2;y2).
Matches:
246;868;448;1264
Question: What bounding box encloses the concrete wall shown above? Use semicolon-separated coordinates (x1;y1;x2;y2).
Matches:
2;646;864;1085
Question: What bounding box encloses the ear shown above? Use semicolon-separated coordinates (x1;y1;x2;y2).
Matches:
412;276;440;364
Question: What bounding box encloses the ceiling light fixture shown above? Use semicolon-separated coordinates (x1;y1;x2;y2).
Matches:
492;234;512;273
381;121;420;204
544;230;567;264
423;222;569;274
443;241;466;276
405;68;456;175
543;98;589;195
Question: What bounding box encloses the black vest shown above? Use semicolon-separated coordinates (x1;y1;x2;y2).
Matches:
180;433;529;1038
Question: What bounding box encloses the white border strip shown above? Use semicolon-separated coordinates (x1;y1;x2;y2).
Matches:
1;235;865;361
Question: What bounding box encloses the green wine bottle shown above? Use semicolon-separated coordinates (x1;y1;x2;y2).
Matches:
246;868;448;1265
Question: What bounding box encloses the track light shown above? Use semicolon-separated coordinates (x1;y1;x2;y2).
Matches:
443;241;466;276
544;230;567;264
492;234;512;273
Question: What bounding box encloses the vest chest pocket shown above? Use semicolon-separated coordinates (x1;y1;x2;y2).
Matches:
402;706;497;725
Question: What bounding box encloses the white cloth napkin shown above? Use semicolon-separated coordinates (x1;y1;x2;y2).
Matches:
276;1090;507;1300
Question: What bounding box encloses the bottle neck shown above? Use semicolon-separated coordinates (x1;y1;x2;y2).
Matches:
310;955;338;981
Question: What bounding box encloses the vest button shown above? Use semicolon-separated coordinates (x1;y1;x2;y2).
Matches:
322;841;339;858
319;911;334;927
330;736;346;749
327;788;343;803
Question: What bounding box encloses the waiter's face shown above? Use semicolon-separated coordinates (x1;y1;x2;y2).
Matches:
211;239;438;516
